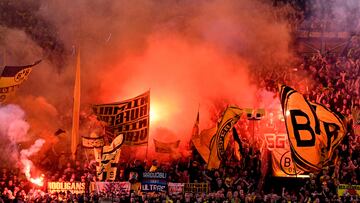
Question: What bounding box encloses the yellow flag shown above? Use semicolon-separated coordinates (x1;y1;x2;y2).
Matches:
309;102;346;165
192;127;216;163
96;134;124;180
154;139;180;153
207;106;243;169
71;51;81;160
191;110;200;139
279;85;346;172
0;60;41;103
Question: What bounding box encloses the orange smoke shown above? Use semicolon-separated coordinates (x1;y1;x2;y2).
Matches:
4;0;296;161
95;35;255;158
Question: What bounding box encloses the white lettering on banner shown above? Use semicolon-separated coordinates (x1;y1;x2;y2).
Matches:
168;183;184;195
142;172;167;179
141;184;166;191
264;133;288;150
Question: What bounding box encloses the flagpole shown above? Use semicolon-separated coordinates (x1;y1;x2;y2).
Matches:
3;48;6;66
71;49;81;160
145;88;151;160
0;48;5;75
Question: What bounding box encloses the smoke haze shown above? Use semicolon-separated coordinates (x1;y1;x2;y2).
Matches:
0;0;300;159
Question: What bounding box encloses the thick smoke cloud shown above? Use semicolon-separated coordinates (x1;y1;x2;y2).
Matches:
1;0;297;159
0;105;29;165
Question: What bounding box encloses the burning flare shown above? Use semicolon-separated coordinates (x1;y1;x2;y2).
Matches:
20;139;45;186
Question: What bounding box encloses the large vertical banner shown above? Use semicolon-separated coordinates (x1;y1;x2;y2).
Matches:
0;60;41;103
93;91;150;146
279;85;346;172
207;106;243;169
94;134;124;181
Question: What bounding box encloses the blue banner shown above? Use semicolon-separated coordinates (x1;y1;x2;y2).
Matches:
141;172;167;192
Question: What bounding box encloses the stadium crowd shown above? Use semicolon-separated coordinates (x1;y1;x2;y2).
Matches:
0;1;360;203
0;42;359;201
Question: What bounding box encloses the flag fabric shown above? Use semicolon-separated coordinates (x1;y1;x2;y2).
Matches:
271;148;303;177
232;127;242;161
352;107;360;136
54;129;66;136
192;110;200;139
95;134;124;181
93;91;150;146
189;109;200;148
279;85;346;172
309;102;346;165
207;106;243;169
82;136;105;148
192;127;216;163
354;124;360;136
0;60;41;103
264;133;304;177
154;139;180;153
71;51;81;160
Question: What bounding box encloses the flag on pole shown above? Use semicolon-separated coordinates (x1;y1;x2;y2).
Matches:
82;136;105;148
189;109;200;148
93;91;150;146
207;106;243;169
192;127;216;163
232;127;243;161
279;85;346;172
71;50;81;160
154;139;180;153
0;60;41;103
192;109;200;139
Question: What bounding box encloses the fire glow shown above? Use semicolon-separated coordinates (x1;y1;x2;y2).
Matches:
20;139;45;187
23;162;44;187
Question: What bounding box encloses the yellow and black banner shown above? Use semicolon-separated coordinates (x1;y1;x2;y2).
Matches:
95;134;124;181
93;91;150;146
154;139;180;153
265;133;304;177
279;85;346;172
192;127;216;163
207;106;243;169
310;102;346;165
338;184;360;196
47;182;85;194
352;107;360;135
0;60;41;103
82;136;104;148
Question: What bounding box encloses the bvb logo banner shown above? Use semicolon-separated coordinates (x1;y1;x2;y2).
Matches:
266;133;304;177
0;60;41;104
14;68;31;82
207;106;242;169
279;85;346;172
216;119;233;159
